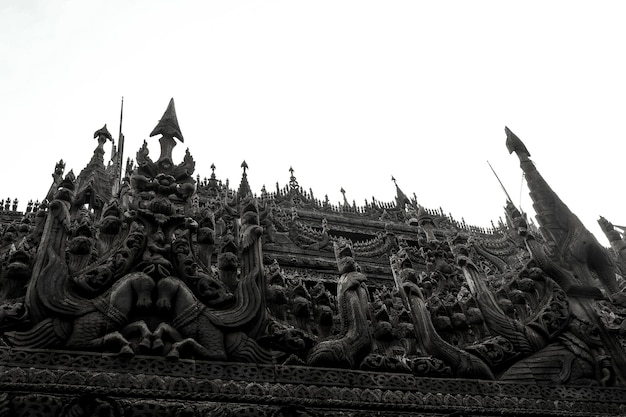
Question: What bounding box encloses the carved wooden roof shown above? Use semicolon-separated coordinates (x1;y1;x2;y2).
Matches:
0;102;624;416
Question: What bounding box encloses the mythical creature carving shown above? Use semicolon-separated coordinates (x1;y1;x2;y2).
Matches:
390;245;494;380
0;101;289;364
506;127;626;382
306;238;373;368
506;127;619;296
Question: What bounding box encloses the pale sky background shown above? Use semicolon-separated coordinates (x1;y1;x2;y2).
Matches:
1;1;625;243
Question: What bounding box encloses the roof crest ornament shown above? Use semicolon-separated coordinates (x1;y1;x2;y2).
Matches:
289;166;299;190
93;124;113;151
150;98;184;163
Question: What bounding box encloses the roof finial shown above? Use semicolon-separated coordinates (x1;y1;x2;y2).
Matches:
238;161;251;197
150;98;184;162
151;98;184;142
340;187;348;206
289;166;299;189
93;124;113;150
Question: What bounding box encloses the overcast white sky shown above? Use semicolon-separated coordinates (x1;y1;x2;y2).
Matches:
1;1;626;243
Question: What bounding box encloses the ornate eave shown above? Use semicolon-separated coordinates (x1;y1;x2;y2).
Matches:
2;348;625;416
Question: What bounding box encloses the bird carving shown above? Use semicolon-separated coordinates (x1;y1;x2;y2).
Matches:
505;126;530;158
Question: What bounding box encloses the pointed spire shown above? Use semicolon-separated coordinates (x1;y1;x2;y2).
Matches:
150;98;184;142
115;97;126;194
76;123;114;211
238;161;251;197
206;163;219;195
289;166;299;189
150;98;184;162
392;175;410;208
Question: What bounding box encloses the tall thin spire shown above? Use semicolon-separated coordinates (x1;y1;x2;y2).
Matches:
486;160;513;203
109;97;125;197
118;96;125;184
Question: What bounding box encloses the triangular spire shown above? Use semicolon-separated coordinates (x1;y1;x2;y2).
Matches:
75;125;114;215
238;160;251;197
206;163;220;196
150;98;184;142
392;175;410;209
